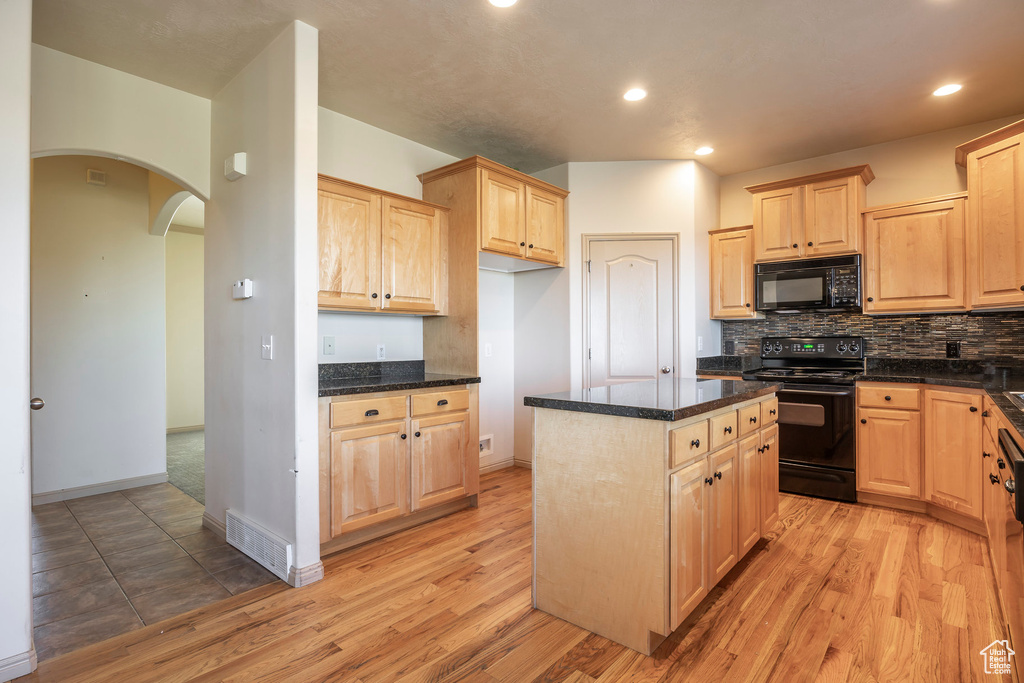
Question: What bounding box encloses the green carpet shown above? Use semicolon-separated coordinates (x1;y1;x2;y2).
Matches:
167;430;205;504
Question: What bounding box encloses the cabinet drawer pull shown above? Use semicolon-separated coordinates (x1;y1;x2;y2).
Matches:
983;451;991;458
724;426;732;434
437;399;449;406
763;443;770;451
691;438;701;448
884;395;891;401
758;446;764;453
714;471;722;480
991;474;1000;485
749;416;757;424
365;409;379;417
970;406;978;412
705;477;714;486
769;409;776;415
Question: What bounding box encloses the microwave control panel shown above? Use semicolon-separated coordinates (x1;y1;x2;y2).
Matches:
832;267;860;306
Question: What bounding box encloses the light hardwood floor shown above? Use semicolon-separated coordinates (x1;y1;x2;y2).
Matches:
19;467;1011;682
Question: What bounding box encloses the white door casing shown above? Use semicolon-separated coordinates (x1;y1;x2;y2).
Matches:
585;237;677;389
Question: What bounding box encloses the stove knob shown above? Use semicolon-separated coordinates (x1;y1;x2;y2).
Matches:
849;342;859;355
773;342;783;353
762;342;772;355
836;342;848;354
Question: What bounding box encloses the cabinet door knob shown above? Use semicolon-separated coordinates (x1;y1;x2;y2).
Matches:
983;411;989;417
758;446;764;453
414;431;421;437
884;395;891;401
970;406;978;412
999;457;1007;469
991;473;1000;485
860;418;867;424
807;241;813;247
691;438;700;448
371;293;378;299
745;303;751;307
30;398;45;411
792;243;798;248
705;477;714;486
1020;285;1024;291
385;293;391;299
764;443;770;451
984;451;992;458
866;297;874;302
714;471;723;480
365;409;379;417
529;243;534;248
401;433;407;440
520;242;525;247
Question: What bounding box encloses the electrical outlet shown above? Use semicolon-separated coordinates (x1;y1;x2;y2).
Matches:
946;340;962;359
261;334;274;360
484;343;493;357
376;344;386;361
697;336;704;352
323;336;335;355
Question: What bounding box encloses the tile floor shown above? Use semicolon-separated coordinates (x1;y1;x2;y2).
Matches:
31;482;282;661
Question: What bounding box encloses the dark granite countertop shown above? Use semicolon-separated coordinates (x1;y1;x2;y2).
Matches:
318;360;480;397
524;379;780;422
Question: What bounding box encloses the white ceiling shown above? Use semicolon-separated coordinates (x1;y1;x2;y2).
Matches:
31;0;1024;175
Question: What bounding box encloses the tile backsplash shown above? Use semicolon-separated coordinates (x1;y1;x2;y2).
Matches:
722;311;1024;359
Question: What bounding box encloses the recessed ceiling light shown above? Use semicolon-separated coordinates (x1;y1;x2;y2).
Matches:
488;0;517;6
694;147;714;156
933;83;962;96
623;88;647;102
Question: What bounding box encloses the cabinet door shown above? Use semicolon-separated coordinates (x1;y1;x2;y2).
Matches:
753;186;803;262
710;228;756;319
708;444;739;585
670;458;709;630
966;133;1024;309
329;421;408;536
525;185;564;265
863;198;966;313
924;390;983;520
318;181;381;310
480;168;526;257
760;424;780;531
804;177;860;257
381;196;443;313
410;411;470;511
856;407;922;498
737;434;761;557
983;427;1005;582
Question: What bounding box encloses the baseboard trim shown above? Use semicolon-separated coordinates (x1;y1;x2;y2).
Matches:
0;646;37;681
480;459;515;474
202;511;227;540
287;561;325;587
33;473;169;506
512;459;533;470
167;425;204;434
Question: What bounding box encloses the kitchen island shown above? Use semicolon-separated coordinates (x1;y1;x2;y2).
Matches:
525;378;780;655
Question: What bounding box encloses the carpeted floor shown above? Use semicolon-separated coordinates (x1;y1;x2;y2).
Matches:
166;430;205;504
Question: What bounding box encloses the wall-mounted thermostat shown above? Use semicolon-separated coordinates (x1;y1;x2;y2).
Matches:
232;278;253;299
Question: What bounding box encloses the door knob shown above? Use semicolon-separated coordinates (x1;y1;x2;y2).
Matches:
660;366;672;374
30;398;45;411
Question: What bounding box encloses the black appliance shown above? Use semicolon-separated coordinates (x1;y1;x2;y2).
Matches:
755;254;861;313
999;427;1024;679
742;336;864;502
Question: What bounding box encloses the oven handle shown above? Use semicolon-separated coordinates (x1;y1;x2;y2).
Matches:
778;387;854;397
998;428;1024;522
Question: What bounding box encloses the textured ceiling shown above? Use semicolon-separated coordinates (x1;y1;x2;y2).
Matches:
32;0;1024;175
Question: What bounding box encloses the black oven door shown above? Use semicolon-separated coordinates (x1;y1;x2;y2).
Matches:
755;267;831;312
776;385;856;470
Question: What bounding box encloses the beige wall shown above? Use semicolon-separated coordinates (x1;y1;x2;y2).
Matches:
166;229;204;430
719;113;1024;229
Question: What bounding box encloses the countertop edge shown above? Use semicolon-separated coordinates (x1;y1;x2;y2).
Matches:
319;376;481;397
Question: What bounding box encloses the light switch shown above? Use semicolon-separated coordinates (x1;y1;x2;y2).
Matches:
261;334;273;360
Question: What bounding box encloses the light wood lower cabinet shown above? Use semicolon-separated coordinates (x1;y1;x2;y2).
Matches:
320;386;479;549
856;406;922;498
983;425;1006;580
924;388;983;520
669;458;709;629
737;434;761;556
708;445;739;585
759;424;779;531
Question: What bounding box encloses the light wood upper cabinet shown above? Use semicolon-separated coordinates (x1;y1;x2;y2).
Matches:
669;457;709;630
759;424;780;531
747;165;873;263
709;227;756;319
318;175;448;315
857;407;922;498
329;421;408;536
525;185;565;265
410;410;471;512
862;195;967;314
480;168;526;257
420;156;569;270
318;182;381;311
737;434;761;557
924;389;983;520
957;124;1024;310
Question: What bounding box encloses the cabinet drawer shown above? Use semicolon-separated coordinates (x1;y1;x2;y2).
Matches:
709;411;738;450
761;397;779;426
858;385;919;410
738;403;761;435
671;420;709;468
412;389;469;417
330;395;407;428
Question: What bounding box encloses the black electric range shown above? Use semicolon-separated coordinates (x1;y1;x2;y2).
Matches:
742;337;865;502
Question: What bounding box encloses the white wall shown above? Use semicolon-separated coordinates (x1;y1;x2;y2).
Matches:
31;156;167;496
478;271;515;468
693;162;722;358
166;229;204;430
206;21;321;581
30;45;211;199
0;0;36;676
719;113;1024;228
316;108;459;365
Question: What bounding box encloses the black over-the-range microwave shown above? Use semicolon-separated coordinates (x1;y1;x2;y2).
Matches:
754;254;861;313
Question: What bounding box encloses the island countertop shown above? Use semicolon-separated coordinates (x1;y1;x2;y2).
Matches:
524;378;781;422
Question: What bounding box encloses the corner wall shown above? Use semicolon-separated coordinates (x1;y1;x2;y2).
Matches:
166;229;204;430
205;21;321;582
0;0;36;677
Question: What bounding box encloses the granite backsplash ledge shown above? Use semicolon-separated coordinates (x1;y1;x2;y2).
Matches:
722;311;1024;358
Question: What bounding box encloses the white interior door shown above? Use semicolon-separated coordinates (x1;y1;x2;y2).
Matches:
587;238;675;388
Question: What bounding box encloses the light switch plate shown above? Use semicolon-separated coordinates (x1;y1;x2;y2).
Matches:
261;334;274;360
323;336;335;355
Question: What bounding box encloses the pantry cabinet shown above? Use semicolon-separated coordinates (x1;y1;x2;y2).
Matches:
709;226;757;319
746;165;873;263
956;122;1024;310
862;195;967;314
318;175;448;314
